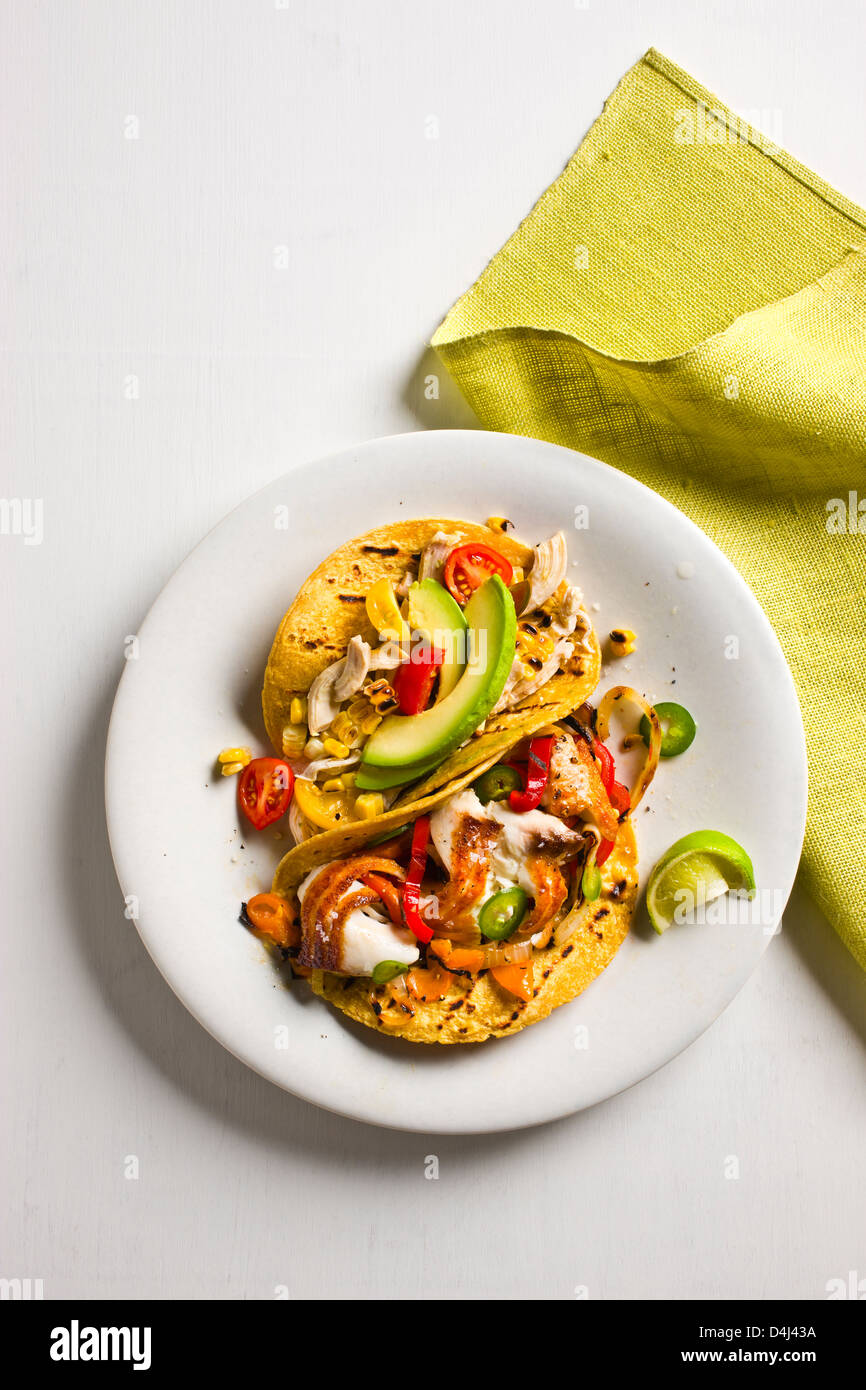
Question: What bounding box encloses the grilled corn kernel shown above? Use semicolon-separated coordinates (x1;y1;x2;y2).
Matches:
322;777;346;792
218;746;252;767
364;678;399;713
608;628;637;658
346;695;381;735
322;736;350;759
330;711;362;748
281;723;307;758
511;566;524;583
303;737;325;759
486;515;512;533
515;619;555;672
220;761;245;777
289;696;307;726
355;792;385;820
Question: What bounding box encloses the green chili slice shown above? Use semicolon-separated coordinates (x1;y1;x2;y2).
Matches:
367;823;411;846
371;960;408;985
473;764;523;803
478;886;528;940
640;701;697;758
581;852;602;902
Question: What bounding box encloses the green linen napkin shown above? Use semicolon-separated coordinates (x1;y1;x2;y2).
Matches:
432;49;866;968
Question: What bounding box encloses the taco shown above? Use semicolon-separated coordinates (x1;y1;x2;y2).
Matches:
262;517;601;842
245;690;662;1045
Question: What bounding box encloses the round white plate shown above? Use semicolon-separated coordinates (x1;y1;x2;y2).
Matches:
106;430;807;1133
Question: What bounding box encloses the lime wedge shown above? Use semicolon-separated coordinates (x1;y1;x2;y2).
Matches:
646;830;756;935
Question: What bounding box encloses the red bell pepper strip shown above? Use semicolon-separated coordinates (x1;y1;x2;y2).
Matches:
360;872;403;924
585;728;630;866
596;836;616;868
608;779;631;817
393;645;445;715
508;735;555;813
593;738;615;793
402;816;434;943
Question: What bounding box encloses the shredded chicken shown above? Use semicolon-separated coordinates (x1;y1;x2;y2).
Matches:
526;532;568;610
394;565;417;599
368;640;403;671
307;636;371;732
491;583;586;714
334;635;371;702
418;530;462;584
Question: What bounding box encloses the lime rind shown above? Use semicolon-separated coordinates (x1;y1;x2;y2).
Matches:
646;830;756;935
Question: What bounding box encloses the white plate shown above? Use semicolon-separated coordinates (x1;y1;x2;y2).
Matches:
106;430;806;1133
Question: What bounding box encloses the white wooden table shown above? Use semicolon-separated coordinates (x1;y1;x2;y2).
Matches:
3;0;865;1300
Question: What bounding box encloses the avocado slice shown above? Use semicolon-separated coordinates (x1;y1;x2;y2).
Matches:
358;575;516;771
354;754;444;791
407;578;468;702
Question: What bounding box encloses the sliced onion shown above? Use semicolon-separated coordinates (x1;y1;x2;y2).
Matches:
477;938;534;968
595;685;661;810
288;800;314;845
299;753;361;782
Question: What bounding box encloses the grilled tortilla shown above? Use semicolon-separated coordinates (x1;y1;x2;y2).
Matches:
273;688;596;895
312;820;637;1045
262;518;600;811
263;519;530;750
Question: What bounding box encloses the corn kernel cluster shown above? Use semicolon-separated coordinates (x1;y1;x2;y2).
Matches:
217;746;251;777
363;679;399;714
347;693;383;737
281;722;307;759
515;618;555;675
328;710;362;749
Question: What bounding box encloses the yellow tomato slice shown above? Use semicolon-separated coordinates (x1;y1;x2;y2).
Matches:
293;776;355;830
365;578;410;642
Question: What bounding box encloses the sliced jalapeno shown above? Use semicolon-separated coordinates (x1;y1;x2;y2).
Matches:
371;960;408;985
581;857;602;902
478;886;528;940
640;701;696;758
473;764;523;804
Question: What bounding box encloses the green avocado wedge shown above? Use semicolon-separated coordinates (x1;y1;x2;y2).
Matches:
354;754;445;791
358;575;516;771
407;578;468;702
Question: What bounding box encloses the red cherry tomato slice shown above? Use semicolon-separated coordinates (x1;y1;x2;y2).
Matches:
443;543;513;607
393;645;444;715
238;757;294;830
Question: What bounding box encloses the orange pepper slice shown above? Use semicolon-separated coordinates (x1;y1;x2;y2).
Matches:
244;893;299;950
490;962;534;1001
429;939;485;973
408;960;454;1002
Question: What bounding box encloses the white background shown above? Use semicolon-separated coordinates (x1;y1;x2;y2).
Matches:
3;0;865;1300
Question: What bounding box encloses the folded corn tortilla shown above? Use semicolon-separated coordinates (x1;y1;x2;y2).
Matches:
263;516;600;828
312;820;637;1045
